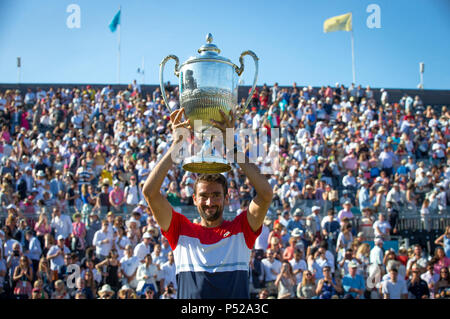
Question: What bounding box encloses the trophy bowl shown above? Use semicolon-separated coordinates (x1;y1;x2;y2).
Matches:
160;33;258;173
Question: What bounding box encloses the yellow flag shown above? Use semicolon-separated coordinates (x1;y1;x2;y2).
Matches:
323;12;352;33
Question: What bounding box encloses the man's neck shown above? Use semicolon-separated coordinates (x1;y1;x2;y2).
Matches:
201;217;223;228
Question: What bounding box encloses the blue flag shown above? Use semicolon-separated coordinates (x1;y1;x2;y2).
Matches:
109;9;121;32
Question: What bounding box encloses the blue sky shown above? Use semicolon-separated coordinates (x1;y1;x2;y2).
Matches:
0;0;449;89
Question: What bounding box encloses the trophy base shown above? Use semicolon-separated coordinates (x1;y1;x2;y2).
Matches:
182;155;232;174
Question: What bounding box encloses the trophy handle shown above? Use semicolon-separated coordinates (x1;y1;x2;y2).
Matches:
234;50;259;116
159;55;180;113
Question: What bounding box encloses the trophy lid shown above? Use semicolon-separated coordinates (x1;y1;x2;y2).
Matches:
198;33;221;55
185;33;232;65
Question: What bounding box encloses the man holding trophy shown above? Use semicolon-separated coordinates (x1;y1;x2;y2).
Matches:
142;34;273;299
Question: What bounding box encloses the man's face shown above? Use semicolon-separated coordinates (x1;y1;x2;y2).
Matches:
125;246;133;256
266;250;275;261
193;181;228;223
390;270;398;282
349;266;357;276
414;246;422;256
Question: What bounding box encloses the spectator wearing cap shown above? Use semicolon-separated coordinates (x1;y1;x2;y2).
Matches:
286;208;305;236
98;284;114;299
46;235;70;277
134;232;153;263
92;220;113;261
337;200;354;223
342;260;365;299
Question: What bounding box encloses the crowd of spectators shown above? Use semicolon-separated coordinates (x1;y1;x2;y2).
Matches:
0;80;449;299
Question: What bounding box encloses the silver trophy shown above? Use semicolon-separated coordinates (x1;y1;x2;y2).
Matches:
160;33;259;174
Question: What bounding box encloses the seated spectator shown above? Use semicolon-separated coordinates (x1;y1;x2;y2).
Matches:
315;266;342;299
381;268;408;299
136;254;159;297
297;270;316;299
97;284;115;299
407;263;430;299
434;266;449;299
342;261;365;299
275;261;297;299
373;213;391;240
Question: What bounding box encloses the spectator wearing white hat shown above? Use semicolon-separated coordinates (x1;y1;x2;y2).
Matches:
134;232;153;263
342;260;365;299
337;200;354;223
286;208;305;236
97;284;114;299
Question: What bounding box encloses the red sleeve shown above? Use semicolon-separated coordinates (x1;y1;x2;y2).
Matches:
238;211;262;249
160;209;187;250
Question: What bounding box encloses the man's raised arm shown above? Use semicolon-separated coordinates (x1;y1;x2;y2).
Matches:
238;159;273;232
142;108;190;232
211;109;273;232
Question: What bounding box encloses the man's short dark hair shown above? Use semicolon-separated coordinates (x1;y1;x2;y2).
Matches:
194;174;228;196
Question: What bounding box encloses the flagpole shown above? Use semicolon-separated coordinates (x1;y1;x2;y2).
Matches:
142;56;145;85
117;6;121;84
351;29;356;84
